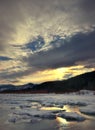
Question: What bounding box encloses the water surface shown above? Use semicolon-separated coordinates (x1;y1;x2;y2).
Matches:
0;94;95;130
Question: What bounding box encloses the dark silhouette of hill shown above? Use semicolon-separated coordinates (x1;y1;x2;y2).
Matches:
34;71;95;93
0;71;95;93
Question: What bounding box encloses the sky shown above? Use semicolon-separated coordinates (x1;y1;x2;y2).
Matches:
0;0;95;85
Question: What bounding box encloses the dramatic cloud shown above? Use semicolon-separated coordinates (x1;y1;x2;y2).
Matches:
0;0;95;52
24;29;95;70
0;0;95;84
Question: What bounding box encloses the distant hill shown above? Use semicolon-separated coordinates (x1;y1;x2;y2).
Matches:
35;71;95;93
0;71;95;93
0;83;34;93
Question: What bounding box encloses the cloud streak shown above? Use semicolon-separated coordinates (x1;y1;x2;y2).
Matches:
0;56;12;61
23;29;95;70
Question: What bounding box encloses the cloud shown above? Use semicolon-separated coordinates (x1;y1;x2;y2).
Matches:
0;0;95;84
79;0;95;24
63;73;73;79
0;64;39;83
80;0;95;13
0;0;95;53
0;0;23;51
2;28;95;84
0;56;12;61
23;36;45;52
23;29;95;70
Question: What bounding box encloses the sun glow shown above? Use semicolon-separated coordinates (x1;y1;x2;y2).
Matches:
18;67;68;85
14;65;95;85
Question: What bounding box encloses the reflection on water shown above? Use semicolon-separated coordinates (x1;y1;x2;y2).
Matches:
41;105;80;113
40;105;81;129
40;106;63;111
63;105;79;112
63;105;94;120
56;117;77;129
40;104;95;130
0;94;95;130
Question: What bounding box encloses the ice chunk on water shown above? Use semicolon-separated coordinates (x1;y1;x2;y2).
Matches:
13;108;56;120
80;105;95;116
1;94;94;125
57;112;86;121
8;112;42;124
8;117;17;123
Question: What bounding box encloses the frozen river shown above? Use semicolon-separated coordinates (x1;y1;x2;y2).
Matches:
0;93;95;130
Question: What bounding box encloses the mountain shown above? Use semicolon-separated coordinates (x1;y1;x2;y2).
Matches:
0;83;34;93
0;71;95;93
0;84;16;92
35;71;95;93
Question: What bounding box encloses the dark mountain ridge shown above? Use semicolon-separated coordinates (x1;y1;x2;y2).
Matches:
36;71;95;93
0;71;95;93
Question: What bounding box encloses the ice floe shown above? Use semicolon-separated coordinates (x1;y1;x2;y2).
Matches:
0;93;94;124
80;105;95;116
57;112;86;121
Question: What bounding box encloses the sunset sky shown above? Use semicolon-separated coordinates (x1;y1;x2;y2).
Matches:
0;0;95;85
